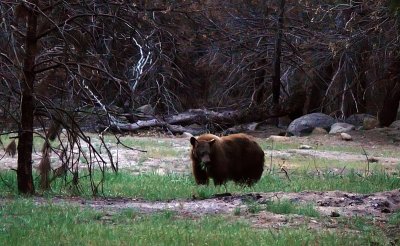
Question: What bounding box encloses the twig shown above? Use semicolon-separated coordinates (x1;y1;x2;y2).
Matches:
361;147;370;176
313;143;320;176
269;138;274;174
115;135;147;153
281;167;291;182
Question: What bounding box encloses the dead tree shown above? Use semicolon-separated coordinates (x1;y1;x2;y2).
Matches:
272;0;285;106
16;0;38;194
0;1;160;194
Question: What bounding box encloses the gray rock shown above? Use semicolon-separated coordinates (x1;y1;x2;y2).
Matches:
287;113;335;136
136;104;154;115
345;114;375;127
247;122;258;131
389;120;400;129
329;122;355;134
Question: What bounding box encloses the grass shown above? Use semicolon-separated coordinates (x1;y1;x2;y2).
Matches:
112;136;185;159
266;200;320;218
259;138;360;153
259;138;400;157
1;133;399;245
337;216;388;238
0;199;391;246
279;155;389;173
389;211;400;225
0;170;399;200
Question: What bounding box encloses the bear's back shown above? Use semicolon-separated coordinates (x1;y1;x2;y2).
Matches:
219;134;264;185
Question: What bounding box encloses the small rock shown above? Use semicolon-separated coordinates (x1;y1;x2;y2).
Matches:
340;132;352;141
267;135;291;142
311;127;328;135
299;144;313;149
247;123;258;131
329;122;355;134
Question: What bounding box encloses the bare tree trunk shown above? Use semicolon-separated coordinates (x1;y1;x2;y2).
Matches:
254;59;267;105
379;92;400;127
17;1;38;194
272;0;285;106
378;59;400;127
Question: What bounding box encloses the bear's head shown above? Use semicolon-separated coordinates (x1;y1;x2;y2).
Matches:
190;137;216;166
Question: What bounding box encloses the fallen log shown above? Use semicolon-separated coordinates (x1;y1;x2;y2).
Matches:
106;107;270;135
165;109;242;125
108;119;206;135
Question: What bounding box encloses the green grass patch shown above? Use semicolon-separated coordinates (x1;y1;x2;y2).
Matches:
259;138;400;158
286;156;388;173
0;170;399;201
389;211;400;225
0;200;391;246
243;199;264;214
266;199;320;218
115;136;184;159
337;216;383;236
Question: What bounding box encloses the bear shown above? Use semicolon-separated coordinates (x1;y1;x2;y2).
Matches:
190;133;264;186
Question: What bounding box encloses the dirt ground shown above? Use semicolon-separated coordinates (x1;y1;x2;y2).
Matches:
1;127;400;238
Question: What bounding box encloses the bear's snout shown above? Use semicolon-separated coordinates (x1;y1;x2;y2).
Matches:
201;155;211;164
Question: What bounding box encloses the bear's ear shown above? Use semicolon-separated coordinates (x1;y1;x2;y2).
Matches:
190;137;197;146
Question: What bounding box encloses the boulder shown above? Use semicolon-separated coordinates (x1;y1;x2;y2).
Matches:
389;120;400;129
345;114;375;127
287;113;335;136
363;117;379;130
329;122;355;134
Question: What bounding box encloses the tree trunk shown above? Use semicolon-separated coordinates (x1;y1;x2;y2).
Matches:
379;93;400;127
17;1;38;194
254;59;267;105
378;59;400;127
272;0;285;106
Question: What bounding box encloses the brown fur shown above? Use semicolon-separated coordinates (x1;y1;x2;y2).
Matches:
190;133;264;186
5;139;16;158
